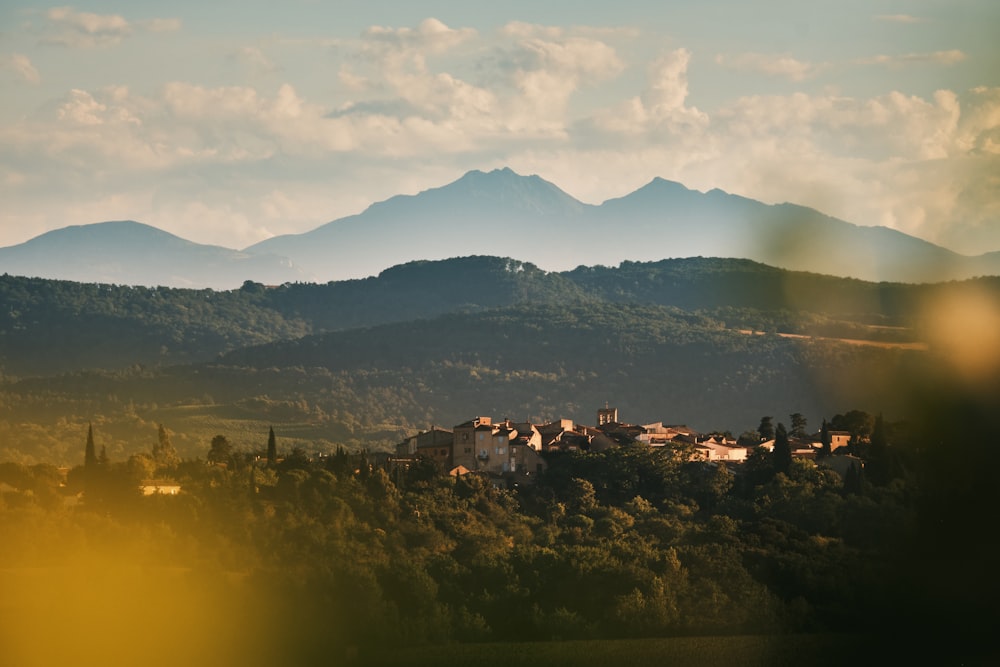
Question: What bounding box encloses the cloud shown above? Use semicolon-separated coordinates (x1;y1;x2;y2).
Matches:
4;16;999;257
42;6;180;48
510;38;621;125
874;14;924;24
585;48;708;142
857;50;967;67
138;18;182;33
337;19;626;143
1;53;40;83
233;46;279;75
348;19;497;129
487;22;624;134
363;17;476;53
715;52;824;81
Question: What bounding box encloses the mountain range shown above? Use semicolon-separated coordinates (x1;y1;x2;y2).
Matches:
0;221;306;290
2;168;998;287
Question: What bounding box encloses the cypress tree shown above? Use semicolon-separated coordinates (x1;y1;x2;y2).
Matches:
867;413;891;486
773;422;792;475
85;423;97;468
267;426;277;467
819;419;832;458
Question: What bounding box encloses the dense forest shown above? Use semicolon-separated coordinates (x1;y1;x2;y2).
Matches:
1;394;995;666
4;255;994;377
1;257;997;665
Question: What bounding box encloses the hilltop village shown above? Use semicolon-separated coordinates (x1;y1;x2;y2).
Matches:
391;407;859;487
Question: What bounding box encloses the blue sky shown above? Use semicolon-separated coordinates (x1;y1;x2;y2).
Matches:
1;1;997;255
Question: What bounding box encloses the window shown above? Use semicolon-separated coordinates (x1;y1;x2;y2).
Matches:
464;447;472;454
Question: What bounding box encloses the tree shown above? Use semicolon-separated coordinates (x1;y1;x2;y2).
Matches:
773;423;792;476
85;423;97;468
326;445;352;478
789;413;807;439
757;416;775;442
866;413;891;486
843;460;864;495
267;426;277;467
830;410;873;441
153;423;179;470
278;446;310;472
207;434;233;465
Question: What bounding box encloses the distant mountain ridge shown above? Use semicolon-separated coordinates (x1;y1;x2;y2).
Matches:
6;253;995;378
2;170;998;286
242;168;1000;283
0;220;306;290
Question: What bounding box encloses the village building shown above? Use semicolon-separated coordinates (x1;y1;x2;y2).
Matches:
140;480;181;496
395;427;454;471
693;434;749;462
394;406;865;488
829;430;853;453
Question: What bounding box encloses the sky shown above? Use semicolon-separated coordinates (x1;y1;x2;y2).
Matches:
0;1;998;255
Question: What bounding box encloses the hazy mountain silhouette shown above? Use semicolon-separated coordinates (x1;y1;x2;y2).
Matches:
3;170;998;287
245;167;590;280
0;221;306;289
247;168;996;283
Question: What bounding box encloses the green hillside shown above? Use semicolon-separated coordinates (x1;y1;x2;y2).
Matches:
2;256;997;463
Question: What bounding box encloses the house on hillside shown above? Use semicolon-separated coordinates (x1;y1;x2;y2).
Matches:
538;419;586;452
140;480;181;496
829;430;853;453
450;416;548;481
396;427;454;471
637;423;700;447
693;434;748;462
595;420;646;446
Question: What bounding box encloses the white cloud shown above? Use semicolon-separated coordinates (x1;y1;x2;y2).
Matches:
0;53;40;84
3;15;999;257
344;19;628;139
348;19;498;134
138;18;182;33
645;49;694;113
586;48;708;141
233;46;279;75
857;50;967;67
42;6;180;48
487;22;624;135
715;52;824;81
363;17;476;53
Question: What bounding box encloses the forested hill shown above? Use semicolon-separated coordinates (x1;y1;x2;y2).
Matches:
2;255;997;378
0;257;584;376
2;300;932;463
213;301;924;433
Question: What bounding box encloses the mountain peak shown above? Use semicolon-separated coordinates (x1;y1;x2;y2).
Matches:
412;166;586;214
17;220;199;253
0;220;306;288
